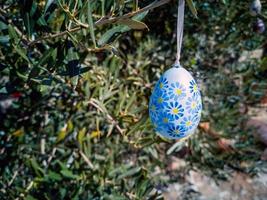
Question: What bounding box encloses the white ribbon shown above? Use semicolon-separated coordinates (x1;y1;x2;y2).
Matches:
175;0;185;66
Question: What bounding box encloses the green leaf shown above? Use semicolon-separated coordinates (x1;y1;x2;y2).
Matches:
39;48;56;66
186;0;198;18
28;48;55;81
118;167;141;180
0;36;9;45
57;161;68;171
125;92;136;112
8;25;19;44
87;1;96;48
136;180;152;198
136;137;156;148
67;31;79;46
116;10;149;33
78;127;86;146
67;120;74;132
91;98;109;114
13;45;30;63
260;57;267;71
25;195;38;200
60;169;79;179
79;67;91;74
0;86;7;94
117;19;148;30
16;71;28;81
98;26;123;46
132;10;149;21
25;13;32;36
0;21;8;31
30;1;37;16
98;11;149;46
37;16;48;26
47;171;62;181
56;124;68;143
101;0;105;16
44;0;55;13
30;158;45;177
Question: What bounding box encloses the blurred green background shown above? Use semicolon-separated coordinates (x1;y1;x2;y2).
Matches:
1;0;267;199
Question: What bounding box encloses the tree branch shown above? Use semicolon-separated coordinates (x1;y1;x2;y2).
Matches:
28;26;81;46
28;0;171;46
95;0;171;26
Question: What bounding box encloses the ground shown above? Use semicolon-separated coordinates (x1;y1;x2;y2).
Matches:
164;103;267;200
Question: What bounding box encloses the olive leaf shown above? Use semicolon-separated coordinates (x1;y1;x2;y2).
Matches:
186;0;198;18
87;0;97;48
117;19;148;30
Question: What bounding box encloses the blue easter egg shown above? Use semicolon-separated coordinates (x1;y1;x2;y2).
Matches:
149;66;202;139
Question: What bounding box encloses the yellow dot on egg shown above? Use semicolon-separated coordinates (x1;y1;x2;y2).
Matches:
163;118;169;123
176;89;182;95
158;97;163;103
191;102;196;108
175;129;180;134
193;84;198;92
172;108;179;114
151;105;156;111
160;83;164;89
186;121;192;126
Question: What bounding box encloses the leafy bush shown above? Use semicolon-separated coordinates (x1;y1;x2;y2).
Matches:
1;0;267;199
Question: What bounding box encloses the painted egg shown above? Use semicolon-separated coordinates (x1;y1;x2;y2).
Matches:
149;66;202;140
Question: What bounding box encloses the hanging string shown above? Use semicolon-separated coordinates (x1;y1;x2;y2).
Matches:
175;0;185;66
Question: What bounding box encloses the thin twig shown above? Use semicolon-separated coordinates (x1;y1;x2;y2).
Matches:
19;180;34;198
0;8;7;16
47;147;57;166
8;169;19;186
40;138;45;155
88;99;124;135
0;135;11;154
79;150;94;169
28;26;81;46
95;0;171;26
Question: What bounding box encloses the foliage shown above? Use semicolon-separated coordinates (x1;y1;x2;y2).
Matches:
1;0;267;199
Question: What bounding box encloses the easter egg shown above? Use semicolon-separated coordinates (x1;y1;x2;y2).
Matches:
149;66;202;139
253;18;265;34
249;0;262;16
